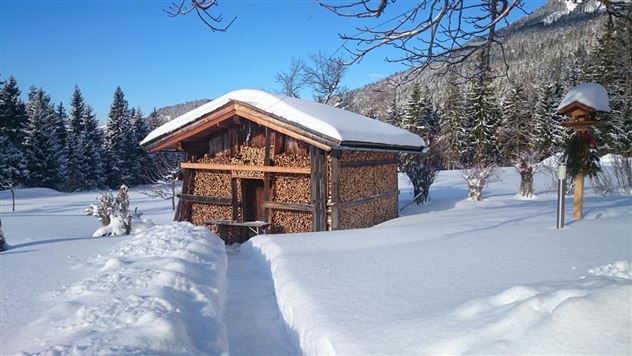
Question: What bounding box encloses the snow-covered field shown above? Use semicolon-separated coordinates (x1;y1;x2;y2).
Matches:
245;169;632;355
1;168;631;355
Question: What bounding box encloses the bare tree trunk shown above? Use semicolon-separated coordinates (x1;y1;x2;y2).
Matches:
10;188;15;212
171;180;176;211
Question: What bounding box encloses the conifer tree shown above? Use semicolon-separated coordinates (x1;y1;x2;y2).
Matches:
581;13;632;154
385;95;402;127
80;105;104;189
103;87;132;187
439;74;465;169
499;83;535;162
463;54;502;165
130;108;152;185
23;87;61;188
0;76;28;185
146;108;162;130
52;102;69;190
533;80;567;155
66;86;87;191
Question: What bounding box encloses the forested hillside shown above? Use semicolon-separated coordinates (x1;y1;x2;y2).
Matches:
344;0;608;118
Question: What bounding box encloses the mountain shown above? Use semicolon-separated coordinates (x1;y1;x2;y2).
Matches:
152;98;211;127
343;0;608;119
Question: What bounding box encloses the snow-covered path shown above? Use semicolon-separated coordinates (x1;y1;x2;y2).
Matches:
224;244;300;356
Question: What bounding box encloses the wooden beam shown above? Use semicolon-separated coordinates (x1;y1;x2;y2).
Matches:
340;159;398;168
329;150;341;230
177;194;232;205
263;127;272;222
262;201;313;212
181;162;310;174
310;146;327;232
340;190;399;209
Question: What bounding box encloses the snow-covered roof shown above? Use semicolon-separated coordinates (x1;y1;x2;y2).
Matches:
557;82;610;113
141;89;425;150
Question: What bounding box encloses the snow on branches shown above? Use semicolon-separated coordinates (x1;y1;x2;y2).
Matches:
85;185;152;237
461;165;500;201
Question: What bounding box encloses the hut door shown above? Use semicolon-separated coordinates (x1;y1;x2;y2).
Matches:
241;179;264;222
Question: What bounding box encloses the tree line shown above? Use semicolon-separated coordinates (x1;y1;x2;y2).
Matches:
383;14;631;202
0;81;161;192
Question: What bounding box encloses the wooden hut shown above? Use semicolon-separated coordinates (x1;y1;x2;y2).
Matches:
141;89;425;242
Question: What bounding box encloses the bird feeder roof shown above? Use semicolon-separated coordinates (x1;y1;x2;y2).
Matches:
557;82;611;114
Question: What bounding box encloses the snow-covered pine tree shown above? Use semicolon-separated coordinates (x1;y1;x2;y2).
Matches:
0;76;28;186
65;86;87;191
103;87;132;187
402;83;423;132
533;80;567;156
439;74;465;169
80;105;104;189
581;12;632;155
23;87;63;188
385;94;402;127
146;108;162;131
463;60;501;166
398;85;442;204
130;108;153;185
52;102;69;190
499;82;539;197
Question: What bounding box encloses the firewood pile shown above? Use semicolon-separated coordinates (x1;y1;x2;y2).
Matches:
273;174;310;204
339;195;397;229
192;172;232;198
191;203;232;225
273;153;310;168
340;164;397;202
232;170;264;179
271;210;312;233
194;145;265;166
340;151;396;162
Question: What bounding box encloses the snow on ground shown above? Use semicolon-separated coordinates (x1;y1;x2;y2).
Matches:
9;223;227;355
245;168;632;355
223;244;300;356
0;188;228;355
2;168;631;355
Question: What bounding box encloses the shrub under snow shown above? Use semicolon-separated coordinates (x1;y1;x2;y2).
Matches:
85;185;154;236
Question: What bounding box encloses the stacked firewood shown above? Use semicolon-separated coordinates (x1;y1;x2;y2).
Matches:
340;164;397;202
273;174;310;204
340;151;396;162
271;210;311;233
273;153;310;168
194;145;265;166
339;196;398;229
192;172;232;198
191;203;232;225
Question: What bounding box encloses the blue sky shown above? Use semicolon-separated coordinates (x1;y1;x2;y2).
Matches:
1;0;546;122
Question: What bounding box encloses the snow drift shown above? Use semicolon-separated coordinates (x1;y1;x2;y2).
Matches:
11;222;228;355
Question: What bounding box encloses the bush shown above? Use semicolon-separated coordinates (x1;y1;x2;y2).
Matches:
592;155;632;196
85;185;132;236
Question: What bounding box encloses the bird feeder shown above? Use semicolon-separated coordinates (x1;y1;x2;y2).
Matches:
557;82;610;220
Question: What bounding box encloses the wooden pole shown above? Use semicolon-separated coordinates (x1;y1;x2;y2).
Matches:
573;172;584;220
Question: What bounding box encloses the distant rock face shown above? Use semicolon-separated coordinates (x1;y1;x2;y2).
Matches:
342;0;606;120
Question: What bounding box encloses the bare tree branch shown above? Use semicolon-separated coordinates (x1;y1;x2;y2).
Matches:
275;58;306;98
165;0;236;32
302;51;348;105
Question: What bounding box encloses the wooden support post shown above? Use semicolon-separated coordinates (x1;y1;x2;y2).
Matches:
329;150;341;231
263;128;272;223
310;146;327;232
574;172;584;220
